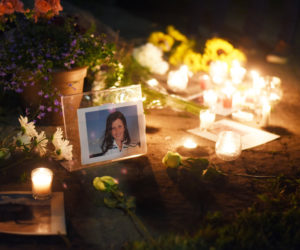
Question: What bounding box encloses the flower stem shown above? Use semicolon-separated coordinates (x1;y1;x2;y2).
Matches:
127;209;155;243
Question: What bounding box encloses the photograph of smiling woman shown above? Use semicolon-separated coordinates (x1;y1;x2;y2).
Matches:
89;111;140;158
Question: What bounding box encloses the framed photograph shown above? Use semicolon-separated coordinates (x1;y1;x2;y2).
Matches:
77;100;147;165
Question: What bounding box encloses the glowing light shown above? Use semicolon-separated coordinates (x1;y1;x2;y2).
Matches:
215;131;242;161
147;78;159;87
230;60;246;84
183;138;197;149
200;109;216;131
167;65;189;91
31;167;53;200
209;60;228;84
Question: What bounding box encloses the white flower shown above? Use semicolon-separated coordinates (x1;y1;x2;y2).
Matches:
52;127;73;160
13;132;31;148
52;127;63;147
133;43;169;75
35;131;48;156
18;116;38;138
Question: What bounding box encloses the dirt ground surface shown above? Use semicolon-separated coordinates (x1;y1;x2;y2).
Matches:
1;1;300;249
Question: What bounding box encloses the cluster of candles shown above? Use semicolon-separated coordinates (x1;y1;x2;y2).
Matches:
166;60;282;126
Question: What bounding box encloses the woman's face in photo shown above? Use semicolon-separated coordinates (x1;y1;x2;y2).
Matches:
111;118;125;142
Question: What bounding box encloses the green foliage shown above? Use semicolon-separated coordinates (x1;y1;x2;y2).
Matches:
125;176;300;250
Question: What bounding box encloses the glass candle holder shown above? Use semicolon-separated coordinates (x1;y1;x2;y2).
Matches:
200;109;215;131
215;131;242;161
31;167;53;200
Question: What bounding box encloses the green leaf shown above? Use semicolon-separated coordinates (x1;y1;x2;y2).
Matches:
125;196;136;210
103;197;118;208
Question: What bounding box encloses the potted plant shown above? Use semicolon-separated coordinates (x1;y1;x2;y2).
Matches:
0;0;116;123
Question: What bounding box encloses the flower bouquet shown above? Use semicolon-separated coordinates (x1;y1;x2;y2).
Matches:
0;0;115;121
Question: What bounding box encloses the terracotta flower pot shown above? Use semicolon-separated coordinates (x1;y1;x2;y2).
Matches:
21;66;88;125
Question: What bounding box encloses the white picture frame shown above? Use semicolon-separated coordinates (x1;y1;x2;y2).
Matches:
77;100;147;165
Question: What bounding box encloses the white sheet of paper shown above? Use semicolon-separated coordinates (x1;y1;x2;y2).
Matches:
188;119;280;150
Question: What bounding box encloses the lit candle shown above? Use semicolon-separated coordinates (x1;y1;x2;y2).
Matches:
183;138;197;149
215;131;242;161
230;60;246;84
203;89;218;109
167;65;189;91
209;60;228;84
199;74;211;90
261;100;271;126
251;70;266;93
221;82;235;109
200;109;215;131
31;167;53;200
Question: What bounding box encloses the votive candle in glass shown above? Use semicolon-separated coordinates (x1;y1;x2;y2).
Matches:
200;109;216;131
31;167;53;200
215;131;242;161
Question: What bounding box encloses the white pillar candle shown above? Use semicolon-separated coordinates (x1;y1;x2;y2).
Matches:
200;109;216;131
215;131;242;161
31;167;53;200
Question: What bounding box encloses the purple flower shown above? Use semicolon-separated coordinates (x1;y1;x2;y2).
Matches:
47;107;52;112
70;59;75;64
44;76;49;81
39;105;45;111
44;94;49;99
15;88;23;93
71;39;77;47
54;99;60;106
0;72;6;76
38;64;43;69
54;108;59;112
25;108;30;116
38;90;43;96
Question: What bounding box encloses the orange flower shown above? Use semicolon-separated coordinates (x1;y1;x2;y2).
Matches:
48;0;62;15
34;0;52;15
0;0;25;15
34;0;62;21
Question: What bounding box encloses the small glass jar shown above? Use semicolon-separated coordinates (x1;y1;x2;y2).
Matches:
31;167;53;200
215;131;242;161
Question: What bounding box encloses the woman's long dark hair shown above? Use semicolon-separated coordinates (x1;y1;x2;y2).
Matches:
99;111;131;156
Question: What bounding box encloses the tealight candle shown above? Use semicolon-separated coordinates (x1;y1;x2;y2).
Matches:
31;167;53;200
215;131;242;161
200;109;215;131
183;138;197;149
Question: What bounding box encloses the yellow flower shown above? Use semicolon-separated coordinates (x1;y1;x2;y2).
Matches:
183;50;202;73
200;53;214;72
162;151;182;168
204;38;234;58
93;176;118;192
148;31;174;52
167;25;188;42
169;43;190;66
227;49;247;67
